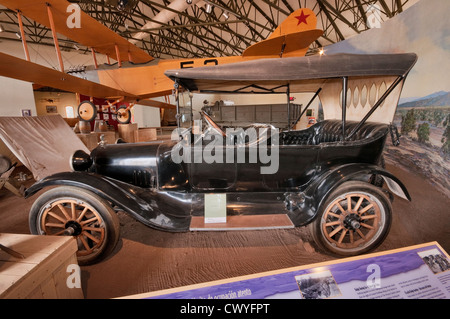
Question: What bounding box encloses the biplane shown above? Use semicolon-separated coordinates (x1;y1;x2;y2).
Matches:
0;0;323;122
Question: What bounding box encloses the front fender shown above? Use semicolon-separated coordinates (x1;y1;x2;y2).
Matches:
25;172;191;231
288;163;411;226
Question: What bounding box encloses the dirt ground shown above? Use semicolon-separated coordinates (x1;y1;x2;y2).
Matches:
0;162;449;299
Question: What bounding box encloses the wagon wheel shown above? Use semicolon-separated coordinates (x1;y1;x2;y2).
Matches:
78;100;97;122
29;186;120;265
116;105;131;124
309;181;392;257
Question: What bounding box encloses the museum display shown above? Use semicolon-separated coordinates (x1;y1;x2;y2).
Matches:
24;53;417;265
0;1;323;108
78;100;132;124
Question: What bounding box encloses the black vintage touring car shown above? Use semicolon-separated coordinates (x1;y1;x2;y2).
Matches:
25;53;417;265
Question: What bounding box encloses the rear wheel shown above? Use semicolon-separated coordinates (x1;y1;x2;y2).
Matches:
310;181;392;257
29;186;120;265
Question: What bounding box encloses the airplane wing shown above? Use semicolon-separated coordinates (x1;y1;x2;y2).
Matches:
0;51;176;108
0;52;136;99
0;0;153;64
136;99;176;109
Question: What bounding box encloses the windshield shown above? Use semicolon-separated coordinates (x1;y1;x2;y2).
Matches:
177;91;193;129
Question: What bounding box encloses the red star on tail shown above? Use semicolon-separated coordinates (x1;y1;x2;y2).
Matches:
295;10;310;26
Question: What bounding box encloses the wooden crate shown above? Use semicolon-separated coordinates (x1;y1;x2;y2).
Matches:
118;123;138;143
135;128;157;142
0;233;84;299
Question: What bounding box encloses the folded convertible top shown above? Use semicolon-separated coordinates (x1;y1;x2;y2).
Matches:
164;53;418;93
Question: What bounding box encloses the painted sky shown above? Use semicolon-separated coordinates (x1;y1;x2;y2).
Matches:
325;0;450;99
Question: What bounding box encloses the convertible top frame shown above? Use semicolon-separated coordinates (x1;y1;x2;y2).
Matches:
167;53;417;138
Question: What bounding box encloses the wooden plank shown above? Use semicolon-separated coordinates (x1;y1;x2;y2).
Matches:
0;0;153;64
0;274;22;293
52;254;83;299
38;276;59;299
118;123;138;143
190;214;294;231
51;263;71;299
0;233;72;255
0;261;38;276
65;254;84;299
135;128;157;142
26;285;44;299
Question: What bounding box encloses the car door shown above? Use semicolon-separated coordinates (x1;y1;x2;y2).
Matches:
187;134;237;190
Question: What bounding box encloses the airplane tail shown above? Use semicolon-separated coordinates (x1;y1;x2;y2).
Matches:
242;8;323;58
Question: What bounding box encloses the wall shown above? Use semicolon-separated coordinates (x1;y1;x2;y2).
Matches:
186;92;320;130
323;0;450;198
0;76;36;117
324;0;449;99
132;104;161;128
33;91;79;117
0;76;36;163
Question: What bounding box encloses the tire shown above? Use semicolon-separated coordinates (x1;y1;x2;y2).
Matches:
116;105;131;124
78;101;97;122
29;186;120;265
309;181;392;257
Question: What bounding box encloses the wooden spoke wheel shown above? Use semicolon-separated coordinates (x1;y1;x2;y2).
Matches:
116;105;131;124
78;101;97;122
310;181;392;257
29;186;120;265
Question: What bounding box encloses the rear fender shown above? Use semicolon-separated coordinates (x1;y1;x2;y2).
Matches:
289;163;411;226
25;172;191;231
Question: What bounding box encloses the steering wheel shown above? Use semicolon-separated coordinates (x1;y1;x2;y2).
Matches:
201;111;226;137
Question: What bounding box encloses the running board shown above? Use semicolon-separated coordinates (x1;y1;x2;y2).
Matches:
189;214;294;231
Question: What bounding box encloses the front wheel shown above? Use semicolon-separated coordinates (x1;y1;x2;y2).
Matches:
116;105;131;124
29;186;120;265
309;181;392;257
78;100;97;122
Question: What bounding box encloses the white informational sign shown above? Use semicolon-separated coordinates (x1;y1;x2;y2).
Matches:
134;242;450;299
204;194;227;223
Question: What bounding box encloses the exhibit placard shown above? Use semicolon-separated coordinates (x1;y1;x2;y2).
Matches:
204;194;227;223
124;242;450;299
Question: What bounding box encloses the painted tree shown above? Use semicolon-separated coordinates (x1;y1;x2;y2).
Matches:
433;109;446;126
417;122;430;143
441;115;450;155
401;109;416;135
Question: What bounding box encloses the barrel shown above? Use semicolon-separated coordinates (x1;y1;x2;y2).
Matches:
79;120;91;134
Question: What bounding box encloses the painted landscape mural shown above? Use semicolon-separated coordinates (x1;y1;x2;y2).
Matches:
325;0;450;197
